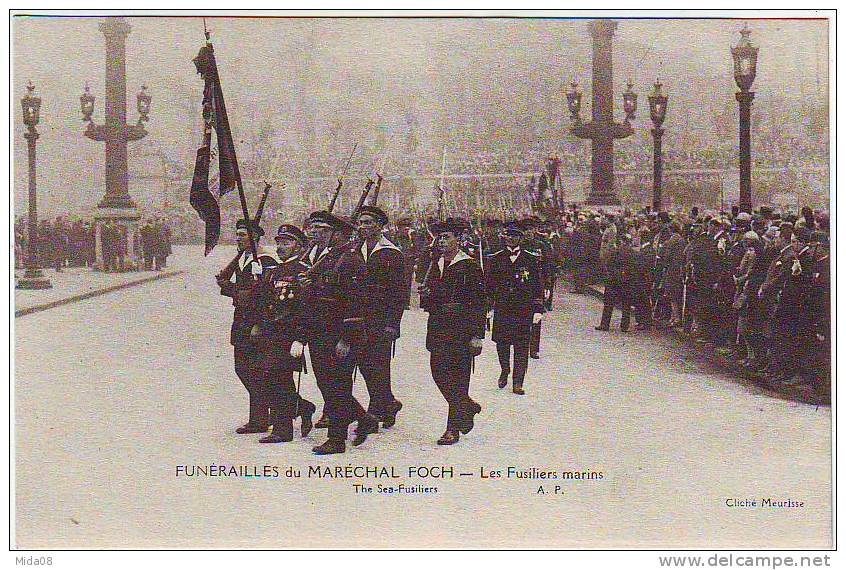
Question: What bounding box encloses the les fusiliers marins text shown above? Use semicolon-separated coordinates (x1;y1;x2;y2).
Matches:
175;465;604;480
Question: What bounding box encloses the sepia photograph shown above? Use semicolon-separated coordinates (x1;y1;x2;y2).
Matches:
10;8;834;554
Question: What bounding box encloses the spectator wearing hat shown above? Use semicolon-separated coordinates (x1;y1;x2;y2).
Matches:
420;218;485;445
656;218;686;327
485;222;544;395
595;231;636;332
217;218;278;435
251;223;316;443
732;230;764;365
757;223;802;381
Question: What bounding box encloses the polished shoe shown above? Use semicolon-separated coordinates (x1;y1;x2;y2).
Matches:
436;429;460;446
497;370;509;389
312;438;346;455
236;424;268;435
594;325;610;331
299;401;316;438
458;400;482;435
382;400;403;429
352;413;380;447
513;386;525;395
314;413;329;429
530;352;540;359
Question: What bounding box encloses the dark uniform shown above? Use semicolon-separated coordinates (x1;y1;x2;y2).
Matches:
217;220;277;433
421;218;486;445
253;225;317;442
485;236;545;394
350;208;407;428
298;211;372;454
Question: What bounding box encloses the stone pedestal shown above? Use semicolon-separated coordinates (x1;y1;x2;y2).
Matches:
93;207;141;271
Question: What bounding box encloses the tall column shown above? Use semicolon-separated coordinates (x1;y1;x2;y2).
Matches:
99;17;134;209
736;91;754;213
571;20;633;207
589;20;616;204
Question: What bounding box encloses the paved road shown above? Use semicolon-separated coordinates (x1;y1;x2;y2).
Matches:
14;247;832;548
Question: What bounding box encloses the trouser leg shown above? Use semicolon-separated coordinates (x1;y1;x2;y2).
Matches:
600;286;615;328
234;346;268;427
431;349;465;431
530;322;541;355
620;292;632;331
310;340;355;439
355;338;393;419
496;342;511;374
512;336;530;388
265;365;296;426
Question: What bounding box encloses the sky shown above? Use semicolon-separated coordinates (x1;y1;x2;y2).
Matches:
12;15;830;216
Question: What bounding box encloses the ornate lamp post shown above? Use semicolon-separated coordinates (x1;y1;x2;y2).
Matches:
17;82;52;290
732;23;758;212
81;17;152;270
567;20;637;206
647;79;668;212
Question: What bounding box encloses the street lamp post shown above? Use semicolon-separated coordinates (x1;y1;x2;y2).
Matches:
17;81;52;290
732;23;759;213
648;79;668;212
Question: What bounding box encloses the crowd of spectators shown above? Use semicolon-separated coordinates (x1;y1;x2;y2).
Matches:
14;215;174;273
559;204;830;400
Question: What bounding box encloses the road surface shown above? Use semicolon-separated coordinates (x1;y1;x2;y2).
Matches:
14;247;832;549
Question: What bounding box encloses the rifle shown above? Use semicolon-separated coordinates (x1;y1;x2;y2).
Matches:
253;180;272;223
436;145;447;222
370;173;383;206
352;178;375;219
681;263;691;326
328;142;358;213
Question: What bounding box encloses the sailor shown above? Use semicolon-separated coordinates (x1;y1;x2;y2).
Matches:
419;218;486;445
216;218;277;434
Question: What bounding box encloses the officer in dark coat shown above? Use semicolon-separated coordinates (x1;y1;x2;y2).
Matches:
217;219;278;434
485;222;544;395
252;224;317;443
299;210;376;455
420;218;485;445
348;205;406;435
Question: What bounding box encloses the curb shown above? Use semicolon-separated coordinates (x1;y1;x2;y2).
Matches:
15;270;186;318
585;285;829;406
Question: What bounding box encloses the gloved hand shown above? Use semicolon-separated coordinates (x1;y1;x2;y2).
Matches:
251;262;263;277
290;340;305;359
533;312;544;324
